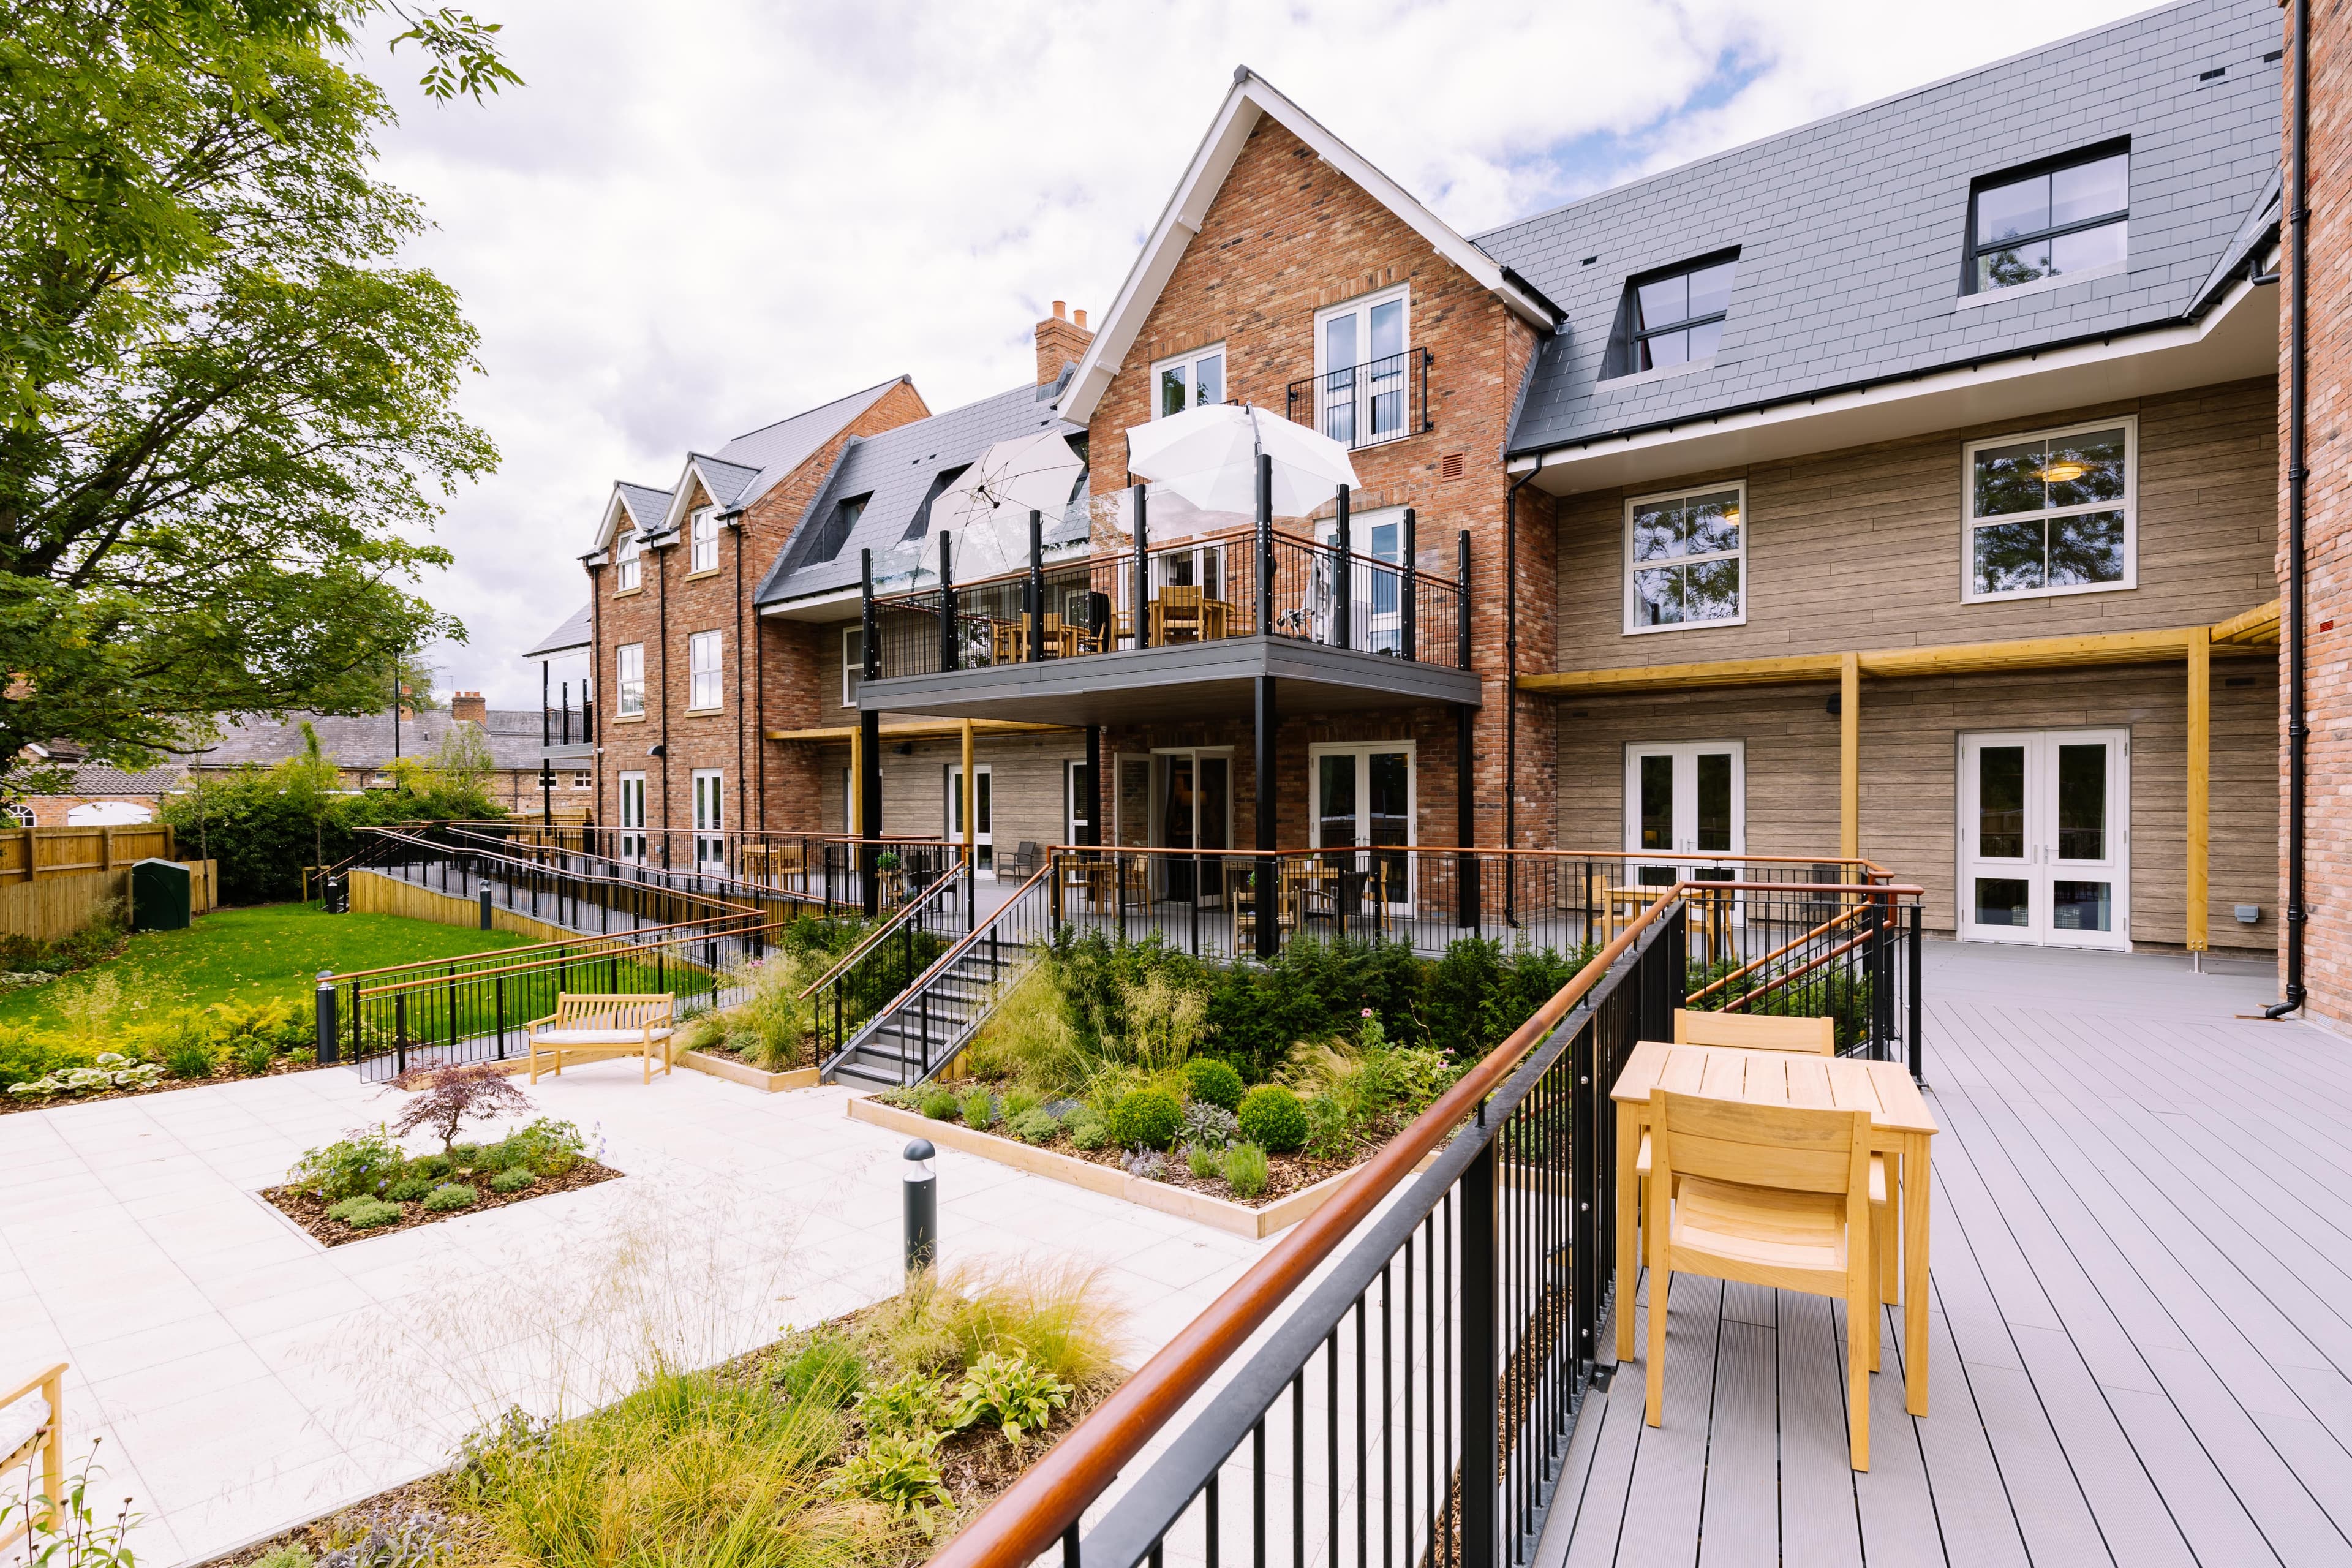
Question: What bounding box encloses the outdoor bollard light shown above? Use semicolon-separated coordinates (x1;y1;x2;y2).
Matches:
478;884;493;930
903;1138;937;1275
314;969;339;1065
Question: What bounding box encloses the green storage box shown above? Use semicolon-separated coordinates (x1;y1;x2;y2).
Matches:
130;858;192;932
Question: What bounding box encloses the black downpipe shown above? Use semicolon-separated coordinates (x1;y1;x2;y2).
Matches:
2271;0;2310;1019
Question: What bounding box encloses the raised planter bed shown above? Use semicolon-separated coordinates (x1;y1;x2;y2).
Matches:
847;1095;1420;1240
677;1048;820;1093
262;1159;624;1247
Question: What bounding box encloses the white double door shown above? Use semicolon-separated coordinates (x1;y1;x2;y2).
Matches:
946;764;992;872
1624;742;1744;889
692;769;725;870
1958;729;2128;949
1310;742;1414;907
617;772;647;862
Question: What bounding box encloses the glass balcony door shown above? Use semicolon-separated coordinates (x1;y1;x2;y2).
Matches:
692;769;725;871
1317;292;1409;448
1959;729;2129;949
1623;742;1744;892
1309;742;1414;909
1151;749;1231;904
618;772;646;862
946;764;992;872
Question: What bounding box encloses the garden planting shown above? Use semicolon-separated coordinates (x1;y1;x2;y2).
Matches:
878;930;1596;1210
673;911;937;1076
260;1064;619;1245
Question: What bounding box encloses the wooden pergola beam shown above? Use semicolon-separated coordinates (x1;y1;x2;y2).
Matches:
764;718;1076;742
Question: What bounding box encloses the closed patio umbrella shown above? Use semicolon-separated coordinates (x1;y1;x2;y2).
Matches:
1124;402;1360;519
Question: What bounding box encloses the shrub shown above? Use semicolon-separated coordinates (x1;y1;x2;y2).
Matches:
421;1183;477;1213
1000;1086;1040;1120
164;1038;217;1080
409;1152;451;1180
832;1428;949;1527
1065;1106;1109;1150
0;1030;84;1093
963;959;1079;1088
960;1087;995;1128
499;1119;590;1175
232;1038;275;1076
1238;1084;1308;1153
1223;1142;1270;1197
254;1546;315;1568
162;765;501;907
932;1257;1128;1393
1178;1101;1240;1152
6;1050;163;1099
1204;937;1422;1079
325;1196;402;1230
1121;1147;1167;1180
1185;1055;1244;1110
288;1126;405;1201
1108;1088;1182;1150
951;1350;1071;1445
473;1137;527;1173
491;1167;537;1194
853;1370;954;1437
447;1141;484;1167
918;1087;960;1120
384;1176;433;1203
390;1061;535;1156
202;997;310;1057
1009;1107;1060;1145
1185;1144;1221;1178
776;1329;866;1407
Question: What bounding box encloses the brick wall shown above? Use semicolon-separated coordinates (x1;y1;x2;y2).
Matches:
1082;117;1553;851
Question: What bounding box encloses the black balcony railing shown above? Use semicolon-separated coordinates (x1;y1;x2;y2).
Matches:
1286;348;1432;450
541;688;594;747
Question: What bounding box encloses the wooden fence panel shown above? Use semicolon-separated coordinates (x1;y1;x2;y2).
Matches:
0;825;175;883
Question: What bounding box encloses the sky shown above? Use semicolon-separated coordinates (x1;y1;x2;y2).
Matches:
360;0;2165;707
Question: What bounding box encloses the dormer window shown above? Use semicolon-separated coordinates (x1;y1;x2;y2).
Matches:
614;527;642;591
1604;252;1736;379
689;506;718;572
807;492;870;565
905;466;971;541
1153;345;1226;417
1965;144;2127;295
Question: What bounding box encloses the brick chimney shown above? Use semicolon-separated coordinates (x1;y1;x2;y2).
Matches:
1035;300;1093;386
450;690;486;724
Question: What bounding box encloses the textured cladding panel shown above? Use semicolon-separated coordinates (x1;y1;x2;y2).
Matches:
1487;0;2280;455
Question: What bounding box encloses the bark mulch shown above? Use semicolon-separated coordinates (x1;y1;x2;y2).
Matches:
262;1159;623;1247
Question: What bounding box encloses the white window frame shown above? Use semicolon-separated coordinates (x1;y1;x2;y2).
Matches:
688;630;723;712
570;771;591;790
842;628;864;709
1622;481;1747;636
1312;285;1413;448
1960;415;2137;605
1065;758;1093;844
614;527;642;592
692;767;725;867
615;643;646;717
1150;342;1227;419
1306;739;1417;908
617;771;647;861
689;506;719;573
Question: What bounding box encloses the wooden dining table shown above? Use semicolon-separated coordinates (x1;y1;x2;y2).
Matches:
1610;1039;1937;1414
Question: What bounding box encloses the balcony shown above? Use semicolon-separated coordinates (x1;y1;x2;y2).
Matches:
1285;347;1431;450
857;518;1477;723
540;693;594;763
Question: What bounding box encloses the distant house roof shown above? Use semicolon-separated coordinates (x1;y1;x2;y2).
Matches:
194;712;548;774
755;382;1088;608
526;602;594;659
69;764;183;796
1480;0;2282;459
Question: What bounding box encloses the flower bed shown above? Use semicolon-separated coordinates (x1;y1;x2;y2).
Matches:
3;997;329;1115
192;1262;1126;1568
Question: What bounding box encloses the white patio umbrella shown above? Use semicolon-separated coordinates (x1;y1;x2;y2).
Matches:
1123;402;1360;520
932;431;1085;578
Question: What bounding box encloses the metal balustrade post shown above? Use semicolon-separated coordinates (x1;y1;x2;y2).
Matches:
1400;508;1417;662
940;531;957;673
1132;483;1150;649
1460;1127;1498;1568
1028;510;1046;663
1907;902;1925;1083
1333;484;1352;650
1457;530;1472;670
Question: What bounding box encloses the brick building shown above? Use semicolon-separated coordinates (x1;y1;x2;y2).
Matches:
549;0;2299;966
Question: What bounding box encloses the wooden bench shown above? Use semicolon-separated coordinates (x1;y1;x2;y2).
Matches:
1;1362;64;1551
525;993;676;1084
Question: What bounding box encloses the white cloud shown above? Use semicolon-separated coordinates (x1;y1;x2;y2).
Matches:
362;0;2157;706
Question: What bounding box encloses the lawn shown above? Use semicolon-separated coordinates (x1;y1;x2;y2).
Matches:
0;903;539;1031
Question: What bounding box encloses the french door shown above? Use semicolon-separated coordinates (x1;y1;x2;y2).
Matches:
946;764;992;871
1148;750;1232;903
1316;290;1410;448
617;772;646;862
1317;510;1405;654
1959;729;2129;949
1310;742;1414;907
691;769;725;870
1623;742;1744;889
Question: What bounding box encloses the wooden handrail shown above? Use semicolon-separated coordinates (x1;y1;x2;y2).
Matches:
927;880;1691;1568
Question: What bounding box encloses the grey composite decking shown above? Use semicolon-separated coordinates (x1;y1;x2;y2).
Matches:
1537;941;2352;1568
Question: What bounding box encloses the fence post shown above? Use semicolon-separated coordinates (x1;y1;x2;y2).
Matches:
315;971;339;1065
495;973;507;1059
1907;901;1924;1084
394;992;408;1076
1460;1123;1498;1568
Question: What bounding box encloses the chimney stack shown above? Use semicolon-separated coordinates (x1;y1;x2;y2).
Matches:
451;690;486;724
1035;298;1095;386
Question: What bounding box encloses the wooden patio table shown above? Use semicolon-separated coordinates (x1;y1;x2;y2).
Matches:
1610;1039;1937;1414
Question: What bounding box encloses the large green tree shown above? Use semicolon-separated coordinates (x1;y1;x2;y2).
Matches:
0;1;519;785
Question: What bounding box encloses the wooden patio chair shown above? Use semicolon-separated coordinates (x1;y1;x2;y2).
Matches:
1642;1009;1890;1299
1;1362;65;1551
526;993;675;1084
1645;1091;1878;1469
1151;584;1204;643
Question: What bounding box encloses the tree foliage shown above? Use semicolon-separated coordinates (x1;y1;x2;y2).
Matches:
0;0;519;779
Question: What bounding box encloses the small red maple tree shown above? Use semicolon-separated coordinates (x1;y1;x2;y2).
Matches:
390;1062;534;1155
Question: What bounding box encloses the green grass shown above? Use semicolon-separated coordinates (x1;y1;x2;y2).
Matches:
0;903;539;1031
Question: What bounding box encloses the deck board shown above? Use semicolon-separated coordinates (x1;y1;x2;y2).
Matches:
1534;942;2352;1566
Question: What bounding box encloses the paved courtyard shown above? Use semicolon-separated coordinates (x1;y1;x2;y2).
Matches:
1;1063;1279;1567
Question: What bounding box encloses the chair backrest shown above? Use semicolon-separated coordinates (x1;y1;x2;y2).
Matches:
558;992;674;1029
1651;1090;1870;1198
1163;584;1202;611
1673;1008;1835;1054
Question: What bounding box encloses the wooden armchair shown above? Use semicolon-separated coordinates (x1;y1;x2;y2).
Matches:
526;992;676;1084
1150;584;1205;643
1;1362;65;1551
1645;1093;1878;1469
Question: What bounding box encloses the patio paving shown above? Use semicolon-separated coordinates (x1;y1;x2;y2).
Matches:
0;1062;1280;1567
1539;941;2352;1568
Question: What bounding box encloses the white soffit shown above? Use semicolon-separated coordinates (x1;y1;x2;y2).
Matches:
1518;277;2277;497
1057;70;1556;430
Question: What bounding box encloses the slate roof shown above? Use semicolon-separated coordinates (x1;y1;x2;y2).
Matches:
712;378;907;517
685;455;761;516
1479;0;2283;458
612;481;676;541
68;765;184;796
195;712;549;774
755;381;1087;606
525;602;594;659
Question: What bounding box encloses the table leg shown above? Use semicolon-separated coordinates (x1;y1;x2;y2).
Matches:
1904;1132;1930;1415
1615;1101;1639;1362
